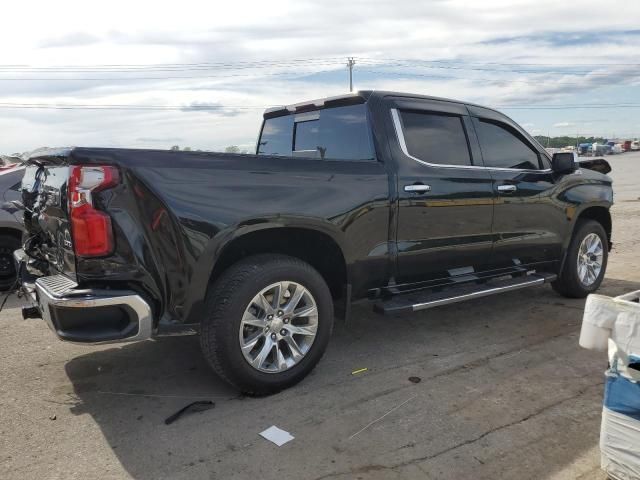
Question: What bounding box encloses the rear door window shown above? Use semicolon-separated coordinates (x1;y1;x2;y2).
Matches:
399;111;472;166
474;119;541;170
258;104;374;161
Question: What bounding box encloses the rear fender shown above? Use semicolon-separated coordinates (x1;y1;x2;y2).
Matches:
183;219;349;324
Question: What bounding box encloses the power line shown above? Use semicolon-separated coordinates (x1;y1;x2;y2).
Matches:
0;57;636;86
1;101;639;111
0;68;342;81
0;102;268;110
356;56;640;68
1;56;636;70
499;104;640;110
0;61;345;74
357;69;594;86
355;58;640;77
0;57;347;71
1;56;637;78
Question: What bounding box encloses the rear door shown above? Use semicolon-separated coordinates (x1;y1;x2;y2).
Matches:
388;97;495;285
468;105;565;270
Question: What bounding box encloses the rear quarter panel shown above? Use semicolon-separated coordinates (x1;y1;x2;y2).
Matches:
72;148;391;324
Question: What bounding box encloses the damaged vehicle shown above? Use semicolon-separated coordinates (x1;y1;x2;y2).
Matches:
0;166;25;290
16;91;613;395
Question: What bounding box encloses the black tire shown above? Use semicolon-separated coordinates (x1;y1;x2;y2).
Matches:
552;219;608;298
199;254;334;396
0;234;21;291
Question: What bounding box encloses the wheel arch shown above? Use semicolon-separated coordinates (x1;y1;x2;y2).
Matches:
207;225;350;315
557;203;611;276
574;205;612;250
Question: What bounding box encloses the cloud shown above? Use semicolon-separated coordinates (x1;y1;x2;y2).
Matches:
135;136;184;143
39;32;101;48
180;102;246;117
481;29;640;47
553;122;575;128
1;0;640;153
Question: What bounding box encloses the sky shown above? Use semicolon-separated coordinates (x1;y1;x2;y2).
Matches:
1;0;639;154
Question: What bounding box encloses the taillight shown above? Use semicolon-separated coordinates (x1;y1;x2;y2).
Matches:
68;165;120;257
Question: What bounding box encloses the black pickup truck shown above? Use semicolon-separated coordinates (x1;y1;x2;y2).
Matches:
17;91;613;395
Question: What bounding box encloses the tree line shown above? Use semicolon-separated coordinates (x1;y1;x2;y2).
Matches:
534;136;608;149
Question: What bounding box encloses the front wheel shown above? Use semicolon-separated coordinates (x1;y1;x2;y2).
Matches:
200;254;334;396
552;219;608;298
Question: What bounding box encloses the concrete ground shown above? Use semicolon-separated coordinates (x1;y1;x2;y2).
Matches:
2;152;639;480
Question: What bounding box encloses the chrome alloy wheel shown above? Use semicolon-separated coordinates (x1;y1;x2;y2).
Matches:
577;233;604;286
239;281;319;373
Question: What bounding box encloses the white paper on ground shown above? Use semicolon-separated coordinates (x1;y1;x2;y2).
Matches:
259;425;295;446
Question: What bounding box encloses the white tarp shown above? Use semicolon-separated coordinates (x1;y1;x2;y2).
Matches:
581;291;640;480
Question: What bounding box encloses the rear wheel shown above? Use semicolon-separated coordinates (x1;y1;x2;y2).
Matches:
552;219;608;298
0;234;21;291
200;254;334;395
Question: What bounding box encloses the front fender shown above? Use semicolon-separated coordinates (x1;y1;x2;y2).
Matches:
561;183;612;242
556;179;613;271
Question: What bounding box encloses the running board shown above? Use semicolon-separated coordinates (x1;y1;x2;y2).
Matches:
374;273;557;315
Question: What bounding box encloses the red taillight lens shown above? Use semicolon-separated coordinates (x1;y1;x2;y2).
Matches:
68;165;119;257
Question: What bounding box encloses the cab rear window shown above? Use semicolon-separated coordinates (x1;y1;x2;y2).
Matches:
257;104;375;161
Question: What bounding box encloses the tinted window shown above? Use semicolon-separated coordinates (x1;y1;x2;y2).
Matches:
475;120;541;170
400;111;471;166
258;104;374;161
257;115;293;156
294;118;319;152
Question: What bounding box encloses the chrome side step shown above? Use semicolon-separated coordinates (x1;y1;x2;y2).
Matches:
374;273;557;315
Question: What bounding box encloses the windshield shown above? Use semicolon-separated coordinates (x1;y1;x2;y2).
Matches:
257;103;374;161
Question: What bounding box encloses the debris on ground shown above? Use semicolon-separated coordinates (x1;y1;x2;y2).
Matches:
351;368;368;375
164;400;215;425
259;426;295;446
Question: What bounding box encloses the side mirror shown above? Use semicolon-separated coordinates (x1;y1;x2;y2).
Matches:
552;152;576;174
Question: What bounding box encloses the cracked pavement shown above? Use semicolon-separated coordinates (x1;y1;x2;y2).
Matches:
2;152;640;479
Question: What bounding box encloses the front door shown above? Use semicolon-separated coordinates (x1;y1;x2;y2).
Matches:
389;99;495;285
469;107;565;271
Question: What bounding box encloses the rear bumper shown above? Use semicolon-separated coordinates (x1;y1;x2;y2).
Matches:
18;257;154;344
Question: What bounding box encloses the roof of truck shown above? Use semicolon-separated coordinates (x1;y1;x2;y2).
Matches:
263;90;500;118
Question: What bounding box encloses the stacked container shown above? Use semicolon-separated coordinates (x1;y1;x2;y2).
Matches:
580;291;640;479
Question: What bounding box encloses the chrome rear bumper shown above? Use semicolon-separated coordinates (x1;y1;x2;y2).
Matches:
18;260;154;344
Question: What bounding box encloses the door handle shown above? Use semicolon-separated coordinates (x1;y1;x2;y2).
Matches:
404;184;431;194
497;184;517;194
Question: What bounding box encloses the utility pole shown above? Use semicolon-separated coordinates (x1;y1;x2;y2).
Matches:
347;57;356;92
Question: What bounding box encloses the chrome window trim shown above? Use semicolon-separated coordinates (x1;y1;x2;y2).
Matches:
390;108;552;173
